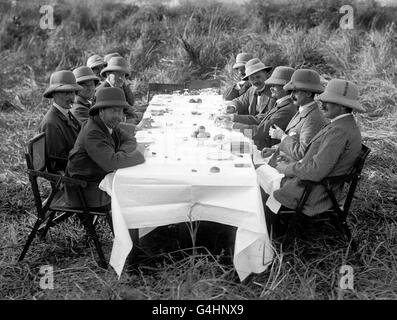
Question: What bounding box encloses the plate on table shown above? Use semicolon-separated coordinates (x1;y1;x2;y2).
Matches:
136;136;155;145
206;150;233;160
147;122;161;128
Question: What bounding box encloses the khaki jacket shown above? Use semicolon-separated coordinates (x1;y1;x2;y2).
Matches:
273;115;362;216
276;101;326;162
233;97;297;149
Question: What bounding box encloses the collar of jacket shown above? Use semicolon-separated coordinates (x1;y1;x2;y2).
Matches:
74;95;91;107
261;97;294;122
255;85;267;96
298;101;318;118
286;101;318;132
50;105;80;130
91;114;114;138
51;104;69;122
276;97;293;108
308;114;356;146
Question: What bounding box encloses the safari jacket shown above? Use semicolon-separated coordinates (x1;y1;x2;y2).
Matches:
233;97;297;150
65;115;145;208
276;101;326;162
273;115;362;216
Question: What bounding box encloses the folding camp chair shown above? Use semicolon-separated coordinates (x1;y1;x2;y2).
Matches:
146;82;185;103
184;79;221;93
276;144;371;249
19;132;112;268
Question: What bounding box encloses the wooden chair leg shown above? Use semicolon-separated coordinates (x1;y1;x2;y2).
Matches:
282;212;300;247
105;213;114;237
341;221;358;252
19;218;43;261
39;211;56;240
39;212;74;230
78;214;107;269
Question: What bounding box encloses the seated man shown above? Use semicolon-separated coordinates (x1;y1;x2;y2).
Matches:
223;52;253;101
86;54;106;82
218;66;297;150
65;87;146;209
262;69;326;164
225;58;274;116
97;56;143;124
70;66;99;124
261;79;365;231
40;70;83;173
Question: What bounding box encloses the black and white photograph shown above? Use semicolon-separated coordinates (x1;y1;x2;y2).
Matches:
0;0;396;305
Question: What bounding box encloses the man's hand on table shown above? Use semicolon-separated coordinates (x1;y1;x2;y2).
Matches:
275;161;289;174
216;114;234;122
269;124;287;141
136;118;153;130
261;147;276;158
225;105;237;114
136;144;147;155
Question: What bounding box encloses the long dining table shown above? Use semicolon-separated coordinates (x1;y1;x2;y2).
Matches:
99;90;274;281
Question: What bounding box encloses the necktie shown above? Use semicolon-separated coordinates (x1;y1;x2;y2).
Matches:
68;111;81;132
111;130;119;148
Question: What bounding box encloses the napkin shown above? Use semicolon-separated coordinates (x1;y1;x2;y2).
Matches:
255;164;284;214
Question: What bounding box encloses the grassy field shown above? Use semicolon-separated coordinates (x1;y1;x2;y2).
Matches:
0;0;396;300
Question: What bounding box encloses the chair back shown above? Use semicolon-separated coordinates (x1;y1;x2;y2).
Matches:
342;143;371;215
352;144;371;177
147;83;185;103
26;132;46;171
185;79;221;91
25;133;48;215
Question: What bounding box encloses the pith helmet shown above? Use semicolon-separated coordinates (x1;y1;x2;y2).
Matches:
100;57;130;77
232;53;253;69
73;66;100;85
315;79;365;112
86;54;106;69
104;52;122;63
283;69;324;93
242;58;272;81
89;87;130;116
43;70;83;99
265;66;295;86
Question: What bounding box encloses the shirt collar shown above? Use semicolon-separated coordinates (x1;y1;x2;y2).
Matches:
53;102;69;117
256;84;266;95
106;79;114;87
276;95;290;105
75;95;91;106
299;101;316;113
330;113;352;123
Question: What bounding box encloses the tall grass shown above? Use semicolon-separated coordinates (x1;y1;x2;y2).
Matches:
0;0;396;300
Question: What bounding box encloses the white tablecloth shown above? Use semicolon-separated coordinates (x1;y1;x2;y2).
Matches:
100;93;274;281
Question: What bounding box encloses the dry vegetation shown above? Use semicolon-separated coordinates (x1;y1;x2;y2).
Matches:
0;0;396;300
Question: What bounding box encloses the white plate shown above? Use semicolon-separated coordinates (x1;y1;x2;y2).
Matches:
137;137;155;145
206;151;233;160
148;123;161;128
